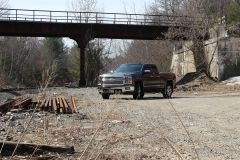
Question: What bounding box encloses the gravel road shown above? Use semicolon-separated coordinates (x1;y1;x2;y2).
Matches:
1;88;240;160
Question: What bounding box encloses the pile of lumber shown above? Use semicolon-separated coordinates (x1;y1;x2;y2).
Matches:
0;97;32;113
39;96;78;114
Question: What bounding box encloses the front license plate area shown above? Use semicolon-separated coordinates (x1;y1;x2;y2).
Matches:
109;89;114;94
104;89;114;94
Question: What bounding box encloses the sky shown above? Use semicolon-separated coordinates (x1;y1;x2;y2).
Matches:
8;0;152;13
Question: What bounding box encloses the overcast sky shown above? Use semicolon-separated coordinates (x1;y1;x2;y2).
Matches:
8;0;153;13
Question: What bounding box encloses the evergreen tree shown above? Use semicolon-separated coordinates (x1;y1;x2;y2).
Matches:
227;0;240;24
42;38;69;85
67;40;105;86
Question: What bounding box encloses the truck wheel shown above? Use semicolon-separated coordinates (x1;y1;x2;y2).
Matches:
163;84;173;98
133;83;144;100
102;93;110;99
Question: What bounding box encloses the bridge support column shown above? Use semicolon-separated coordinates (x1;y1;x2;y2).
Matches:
78;44;87;87
71;34;92;87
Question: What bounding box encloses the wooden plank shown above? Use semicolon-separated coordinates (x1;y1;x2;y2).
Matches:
40;99;46;110
48;97;52;107
52;97;57;112
12;98;23;106
70;96;76;113
72;97;78;113
56;97;60;105
62;97;71;114
49;97;52;112
44;98;50;111
68;98;75;113
13;98;32;108
59;97;63;113
61;97;68;114
44;98;49;108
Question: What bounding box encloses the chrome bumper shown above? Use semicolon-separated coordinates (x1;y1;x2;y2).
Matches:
98;85;135;94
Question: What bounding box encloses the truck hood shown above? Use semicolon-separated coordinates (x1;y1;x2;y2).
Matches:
100;72;140;78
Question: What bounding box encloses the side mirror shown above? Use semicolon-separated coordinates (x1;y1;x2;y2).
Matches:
143;70;151;74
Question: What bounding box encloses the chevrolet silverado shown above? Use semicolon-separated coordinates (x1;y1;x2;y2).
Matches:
98;64;176;99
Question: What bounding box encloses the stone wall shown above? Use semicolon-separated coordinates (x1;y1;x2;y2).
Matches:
171;25;240;80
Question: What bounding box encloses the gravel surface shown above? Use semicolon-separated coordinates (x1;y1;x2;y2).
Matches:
0;87;240;159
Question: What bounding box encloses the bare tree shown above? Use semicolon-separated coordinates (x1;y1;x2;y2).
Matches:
40;60;57;90
71;0;97;22
150;0;227;77
0;0;9;17
150;0;184;15
0;0;8;8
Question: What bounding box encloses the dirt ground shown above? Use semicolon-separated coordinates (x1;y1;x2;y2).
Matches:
1;87;240;160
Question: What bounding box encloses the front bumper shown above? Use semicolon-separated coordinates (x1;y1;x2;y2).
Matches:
98;85;135;95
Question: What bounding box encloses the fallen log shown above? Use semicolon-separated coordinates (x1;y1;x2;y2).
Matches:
0;141;75;156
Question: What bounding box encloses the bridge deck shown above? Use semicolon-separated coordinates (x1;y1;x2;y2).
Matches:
0;8;194;26
0;8;194;40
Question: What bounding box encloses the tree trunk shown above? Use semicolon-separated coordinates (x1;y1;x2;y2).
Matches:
192;40;209;74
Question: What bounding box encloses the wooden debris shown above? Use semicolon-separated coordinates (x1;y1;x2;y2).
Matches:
38;96;78;114
59;97;64;113
0;141;75;156
13;98;32;108
52;97;57;112
0;97;32;113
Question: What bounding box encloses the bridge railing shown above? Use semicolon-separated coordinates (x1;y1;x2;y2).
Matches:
0;8;199;26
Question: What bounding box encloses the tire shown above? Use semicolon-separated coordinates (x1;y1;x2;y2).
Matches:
133;83;144;100
102;93;110;99
163;83;173;99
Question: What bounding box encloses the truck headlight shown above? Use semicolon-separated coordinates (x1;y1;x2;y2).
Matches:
125;76;133;84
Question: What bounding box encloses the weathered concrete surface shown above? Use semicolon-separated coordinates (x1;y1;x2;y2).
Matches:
171;25;240;80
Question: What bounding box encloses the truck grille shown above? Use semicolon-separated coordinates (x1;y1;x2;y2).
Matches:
103;77;124;85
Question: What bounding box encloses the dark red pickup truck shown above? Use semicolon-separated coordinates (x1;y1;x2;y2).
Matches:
98;64;176;99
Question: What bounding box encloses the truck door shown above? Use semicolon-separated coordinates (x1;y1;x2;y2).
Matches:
142;65;161;92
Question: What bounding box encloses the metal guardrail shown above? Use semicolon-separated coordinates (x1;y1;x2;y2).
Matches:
0;8;198;26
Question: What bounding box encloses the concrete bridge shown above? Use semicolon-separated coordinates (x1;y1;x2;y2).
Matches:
0;8;196;86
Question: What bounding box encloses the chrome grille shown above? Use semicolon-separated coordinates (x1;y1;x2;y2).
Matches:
103;77;124;85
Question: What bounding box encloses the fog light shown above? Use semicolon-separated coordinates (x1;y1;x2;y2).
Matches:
125;87;130;90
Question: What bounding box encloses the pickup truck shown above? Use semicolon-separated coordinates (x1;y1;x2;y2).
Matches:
98;64;176;99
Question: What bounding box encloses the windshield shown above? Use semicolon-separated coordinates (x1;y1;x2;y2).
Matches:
113;64;143;73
